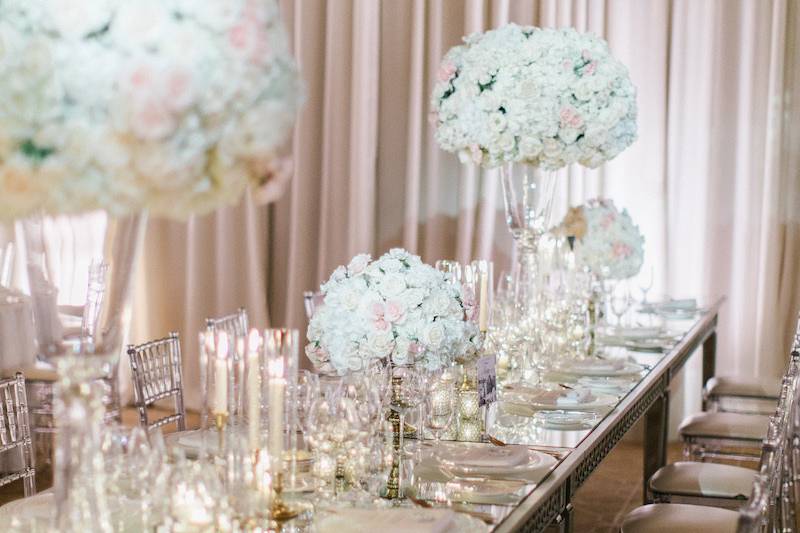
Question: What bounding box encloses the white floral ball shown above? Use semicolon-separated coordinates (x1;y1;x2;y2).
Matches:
0;0;302;220
569;199;644;280
431;25;637;169
306;249;480;374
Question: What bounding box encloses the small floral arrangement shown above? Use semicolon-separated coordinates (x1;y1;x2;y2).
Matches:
306;249;480;374
0;0;302;220
557;199;644;279
431;24;637;169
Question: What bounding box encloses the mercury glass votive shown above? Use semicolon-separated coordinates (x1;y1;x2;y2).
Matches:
457;419;481;442
458;390;480;419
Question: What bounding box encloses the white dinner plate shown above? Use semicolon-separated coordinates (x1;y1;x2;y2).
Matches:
419;442;557;480
314;507;488;533
0;492;144;532
500;390;618;413
553;359;645;377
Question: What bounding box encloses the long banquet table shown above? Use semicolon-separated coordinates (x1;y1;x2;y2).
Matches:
488;298;723;532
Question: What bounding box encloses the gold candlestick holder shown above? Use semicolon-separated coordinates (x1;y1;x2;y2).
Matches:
270;471;298;522
214;411;228;453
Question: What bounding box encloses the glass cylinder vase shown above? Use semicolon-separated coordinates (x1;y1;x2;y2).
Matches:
20;210;146;532
499;163;557;380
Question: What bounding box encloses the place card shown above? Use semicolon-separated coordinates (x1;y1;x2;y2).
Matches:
477;354;497;406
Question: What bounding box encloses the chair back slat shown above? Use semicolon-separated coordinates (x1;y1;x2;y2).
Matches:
0;373;36;496
127;333;186;433
205;308;248;341
736;347;800;532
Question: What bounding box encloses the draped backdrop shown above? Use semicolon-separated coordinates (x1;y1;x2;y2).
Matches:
129;0;800;421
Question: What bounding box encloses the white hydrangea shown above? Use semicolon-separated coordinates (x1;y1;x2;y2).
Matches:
431;25;636;170
0;0;302;220
570;199;644;280
306;249;480;374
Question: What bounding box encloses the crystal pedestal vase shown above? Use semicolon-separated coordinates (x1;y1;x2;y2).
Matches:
499;163;557;376
22;211;146;532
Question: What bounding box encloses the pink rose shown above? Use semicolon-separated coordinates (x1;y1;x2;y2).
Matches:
437;62;457;82
612;242;632;258
560;106;583;129
374;318;390;331
583;61;597;76
228;18;271;65
129;98;177;141
370;302;385;320
384;300;405;323
601;212;616;228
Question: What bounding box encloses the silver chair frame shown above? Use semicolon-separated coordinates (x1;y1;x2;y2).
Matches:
205;307;248;340
0;373;36;497
128;332;187;433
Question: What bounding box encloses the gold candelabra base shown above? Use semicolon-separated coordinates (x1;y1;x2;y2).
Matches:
270;472;299;522
213;411;228;453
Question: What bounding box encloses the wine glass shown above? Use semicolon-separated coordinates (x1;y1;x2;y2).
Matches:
638;264;654;305
435;260;462;284
424;371;456;454
610;280;631;328
388;363;423;456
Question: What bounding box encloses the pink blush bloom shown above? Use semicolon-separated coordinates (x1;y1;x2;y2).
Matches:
612;242;632;258
384;301;405;323
130;98;177;140
584;61;597;76
601;213;616;228
437;62;457;82
374;318;390;331
371;302;385;320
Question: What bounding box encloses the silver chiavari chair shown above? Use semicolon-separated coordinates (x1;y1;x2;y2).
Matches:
0;373;36;497
205;307;248;340
623;353;798;533
303;291;324;319
127;333;186;433
206;308;249;419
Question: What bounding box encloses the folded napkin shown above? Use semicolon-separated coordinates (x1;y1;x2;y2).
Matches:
443;444;530;468
315;508;455;533
556;388;595;406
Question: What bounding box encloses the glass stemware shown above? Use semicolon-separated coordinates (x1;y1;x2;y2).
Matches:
638;264;654;304
424;370;456;454
610;280;631;327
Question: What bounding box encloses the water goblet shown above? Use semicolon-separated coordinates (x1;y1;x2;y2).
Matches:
610;280;631;328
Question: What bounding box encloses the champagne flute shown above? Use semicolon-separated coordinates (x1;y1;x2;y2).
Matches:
424;371;456;456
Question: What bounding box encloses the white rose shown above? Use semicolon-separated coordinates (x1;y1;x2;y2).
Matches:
367;332;395;359
347;253;371;275
422;322;446;348
379;273;406;298
112;0;172;49
45;0;113;40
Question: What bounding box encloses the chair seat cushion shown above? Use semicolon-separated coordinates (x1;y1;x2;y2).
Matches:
649;462;755;499
706;376;780;399
622;504;739;533
678;412;768;441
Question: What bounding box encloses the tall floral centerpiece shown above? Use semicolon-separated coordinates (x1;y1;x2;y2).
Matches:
0;1;302;530
431;25;637;304
557;199;644;280
306;249;480;375
555;199;644;354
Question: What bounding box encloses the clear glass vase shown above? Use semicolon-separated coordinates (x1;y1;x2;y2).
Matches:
499;163;557;380
21;210;146;532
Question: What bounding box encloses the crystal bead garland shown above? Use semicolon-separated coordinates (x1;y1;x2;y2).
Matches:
22;211;146;532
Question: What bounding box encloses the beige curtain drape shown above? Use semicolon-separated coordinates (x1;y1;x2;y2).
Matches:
130;0;800;416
